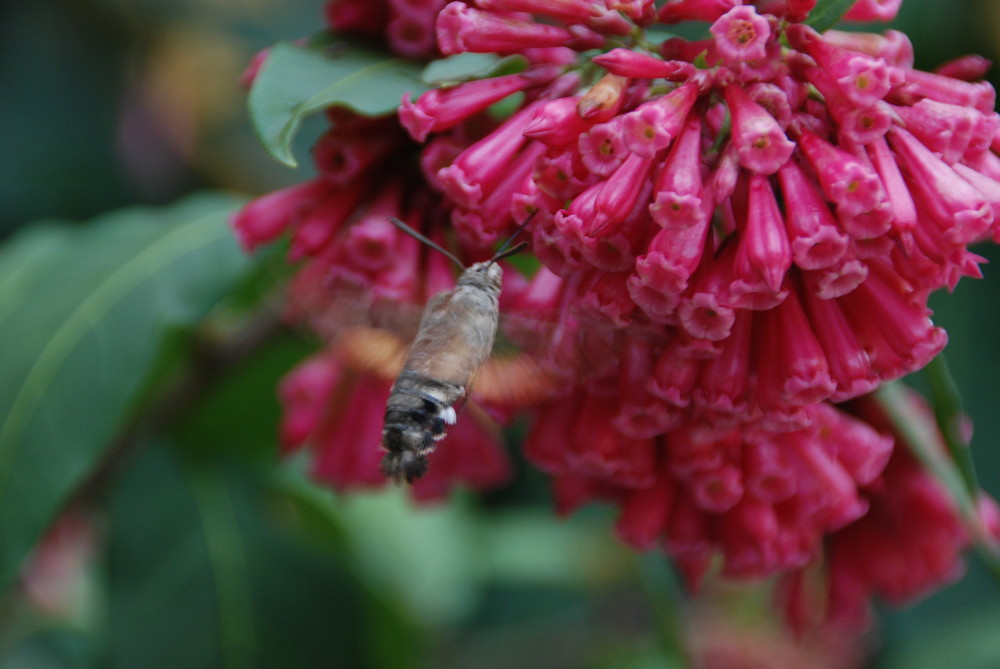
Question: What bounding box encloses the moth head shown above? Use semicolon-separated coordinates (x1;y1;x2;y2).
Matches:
461;261;504;292
458;236;530;293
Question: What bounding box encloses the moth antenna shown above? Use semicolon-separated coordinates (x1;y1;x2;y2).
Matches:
488;211;537;265
490;240;529;264
388;217;464;270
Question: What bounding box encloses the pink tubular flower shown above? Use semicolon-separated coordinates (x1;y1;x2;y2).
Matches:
660;0;740;24
891;99;982;165
902;68;996;115
756;0;818;23
795;130;886;216
452;141;544;246
798;286;878;401
867;137;917;248
524;96;595;147
313;124;404;186
693;310;752;414
593;48;696;80
730;173;793;307
289;192;359;261
710;6;771;63
325;0;389;36
777;160;849;270
935;54;993;81
230;180;327;251
436;3;575;54
621;82;698;157
801;29;893;108
437;100;540;208
285;355;388;489
400;73;541;142
755;290;836;411
578;115;630;175
800;65;892;145
843;0;902;22
631;208;711;309
724;85;795;175
588;153;656;235
388;0;444;58
677;246;738;341
649;115;707;229
889;127;993;243
477;0;599;22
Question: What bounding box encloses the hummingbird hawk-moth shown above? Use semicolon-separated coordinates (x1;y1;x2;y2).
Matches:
378;217;531;484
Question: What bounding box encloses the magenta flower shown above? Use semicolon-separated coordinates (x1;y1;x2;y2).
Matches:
659;0;741;23
723;85;795;174
400;71;545;142
649;114;707;229
843;0;902;22
436;3;577;55
709;6;771;63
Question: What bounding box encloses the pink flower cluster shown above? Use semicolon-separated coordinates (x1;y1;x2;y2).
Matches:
233;0;1000;627
779;392;1000;629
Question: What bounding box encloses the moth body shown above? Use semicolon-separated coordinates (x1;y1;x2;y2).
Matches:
380;261;504;483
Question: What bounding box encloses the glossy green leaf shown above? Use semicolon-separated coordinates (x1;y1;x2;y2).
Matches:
249;38;427;168
805;0;857;32
0;193;250;592
106;445;402;669
421;53;527;86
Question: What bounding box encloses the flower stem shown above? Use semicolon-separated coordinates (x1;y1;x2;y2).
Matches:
634;553;690;666
925;354;980;492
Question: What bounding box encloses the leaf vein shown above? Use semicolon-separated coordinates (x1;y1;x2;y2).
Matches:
0;213;231;495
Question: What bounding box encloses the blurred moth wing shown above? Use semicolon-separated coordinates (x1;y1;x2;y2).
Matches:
335;326;559;407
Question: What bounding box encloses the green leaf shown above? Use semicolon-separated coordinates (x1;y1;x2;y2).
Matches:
421;53;527;86
304;485;484;625
877;375;1000;579
249;38;428;168
805;0;858;32
875;382;977;519
0;193;251;592
106;445;404;669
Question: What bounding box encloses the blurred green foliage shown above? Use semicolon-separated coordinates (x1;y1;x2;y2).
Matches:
2;1;1000;668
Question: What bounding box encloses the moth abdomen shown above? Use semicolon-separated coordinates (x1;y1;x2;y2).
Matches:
380;447;429;484
380;371;462;483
